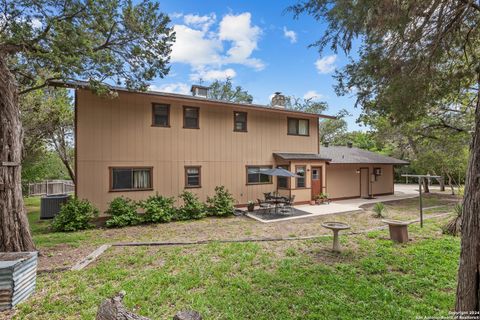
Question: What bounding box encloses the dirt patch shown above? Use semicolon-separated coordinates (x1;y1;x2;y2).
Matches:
37;244;96;272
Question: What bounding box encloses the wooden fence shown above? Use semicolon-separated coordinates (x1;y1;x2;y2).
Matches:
27;180;75;196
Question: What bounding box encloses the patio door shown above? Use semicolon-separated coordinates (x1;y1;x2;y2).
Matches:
360;168;370;198
311;167;322;200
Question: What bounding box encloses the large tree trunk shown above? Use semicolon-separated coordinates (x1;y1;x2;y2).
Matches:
0;55;35;252
456;73;480;311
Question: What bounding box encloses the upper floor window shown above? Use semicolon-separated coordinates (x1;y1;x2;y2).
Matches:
110;167;152;191
246;166;272;185
233;111;247;132
288;118;309;136
184;106;199;129
185;166;201;188
152;103;170;127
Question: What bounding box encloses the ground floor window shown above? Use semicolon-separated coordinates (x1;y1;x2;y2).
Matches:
296;166;306;188
185;166;201;188
246;166;272;184
277;165;290;189
110;167;152;191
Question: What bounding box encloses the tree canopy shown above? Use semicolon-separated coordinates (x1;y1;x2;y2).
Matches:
290;0;479;311
207;78;253;103
1;0;175;93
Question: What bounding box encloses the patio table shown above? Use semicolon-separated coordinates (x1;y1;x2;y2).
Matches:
266;196;287;214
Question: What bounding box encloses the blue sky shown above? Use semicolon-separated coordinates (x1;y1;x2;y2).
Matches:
151;0;364;131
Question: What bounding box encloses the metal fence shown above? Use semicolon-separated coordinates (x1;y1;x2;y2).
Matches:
27;180;75;196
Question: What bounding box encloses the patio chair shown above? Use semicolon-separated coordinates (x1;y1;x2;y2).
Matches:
280;195;295;214
263;192;272;200
257;199;272;213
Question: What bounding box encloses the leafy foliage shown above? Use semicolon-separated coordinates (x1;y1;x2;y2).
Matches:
443;204;463;236
206;186;235;217
140;194;176;223
208;78;253;103
372;202;386;219
51;198;98;232
176;191;206;220
2;0;175;93
21;88;75;181
105;197;141;228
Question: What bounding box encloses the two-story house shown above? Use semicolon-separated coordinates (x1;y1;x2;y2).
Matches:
68;83;408;212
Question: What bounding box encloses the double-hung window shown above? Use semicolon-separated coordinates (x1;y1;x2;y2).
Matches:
295;166;306;188
277;165;290;189
185;166;201;188
183;106;200;129
233;111;247;132
288;118;309;136
152;103;170;127
246;166;272;184
110;167;152;191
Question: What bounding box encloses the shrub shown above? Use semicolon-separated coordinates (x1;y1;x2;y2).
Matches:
140;194;176;223
442;203;463;236
105;197;141;228
372;202;386;218
51;197;98;232
176;191;206;220
206;186;235;217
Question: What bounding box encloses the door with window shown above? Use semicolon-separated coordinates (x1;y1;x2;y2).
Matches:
311;167;322;200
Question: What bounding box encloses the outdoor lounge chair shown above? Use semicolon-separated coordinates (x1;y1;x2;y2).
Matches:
257;199;271;213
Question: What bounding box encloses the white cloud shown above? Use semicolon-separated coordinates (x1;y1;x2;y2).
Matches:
190;67;237;82
219;12;264;70
170;12;264;82
183;13;216;32
283;27;297;43
315;55;337;74
170;24;223;66
150;83;190;95
303;90;324;100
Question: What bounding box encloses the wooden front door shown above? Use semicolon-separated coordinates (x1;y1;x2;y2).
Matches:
360;168;370;198
311;167;322;200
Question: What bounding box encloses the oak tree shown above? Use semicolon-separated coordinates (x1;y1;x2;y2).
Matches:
290;0;480;310
0;0;174;252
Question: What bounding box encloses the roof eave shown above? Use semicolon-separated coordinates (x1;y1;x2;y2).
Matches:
49;80;335;119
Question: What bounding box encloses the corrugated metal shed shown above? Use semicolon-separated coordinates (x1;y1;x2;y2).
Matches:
0;252;38;310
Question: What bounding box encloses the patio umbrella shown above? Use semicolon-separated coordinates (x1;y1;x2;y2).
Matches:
260;167;300;178
258;167;301;196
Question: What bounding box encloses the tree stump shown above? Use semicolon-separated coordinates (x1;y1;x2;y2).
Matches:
96;292;202;320
173;311;202;320
96;291;150;320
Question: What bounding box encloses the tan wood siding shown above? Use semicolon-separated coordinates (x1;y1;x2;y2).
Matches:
76;90;320;211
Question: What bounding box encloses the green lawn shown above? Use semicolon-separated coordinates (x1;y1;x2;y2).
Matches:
16;207;460;319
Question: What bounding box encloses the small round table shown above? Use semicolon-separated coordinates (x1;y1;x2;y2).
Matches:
321;222;351;252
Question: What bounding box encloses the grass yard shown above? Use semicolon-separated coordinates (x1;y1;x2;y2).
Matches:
7;193;460;319
15;217;459;319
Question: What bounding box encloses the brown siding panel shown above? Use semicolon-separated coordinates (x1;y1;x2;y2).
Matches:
76;90;321;212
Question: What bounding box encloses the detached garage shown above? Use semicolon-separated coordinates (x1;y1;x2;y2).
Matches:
320;146;409;200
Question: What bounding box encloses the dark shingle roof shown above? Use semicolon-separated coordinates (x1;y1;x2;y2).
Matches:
49;80;336;119
319;146;409;165
274;153;332;161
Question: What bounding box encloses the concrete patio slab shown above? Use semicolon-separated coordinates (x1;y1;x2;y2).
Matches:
246;184;421;223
